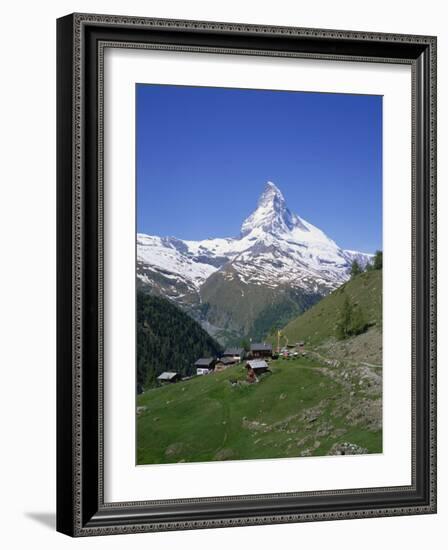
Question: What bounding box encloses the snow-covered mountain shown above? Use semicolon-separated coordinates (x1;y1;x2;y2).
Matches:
137;181;373;342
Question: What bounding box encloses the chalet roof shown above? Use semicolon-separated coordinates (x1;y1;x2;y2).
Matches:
194;357;215;367
250;342;273;352
223;347;244;356
246;360;269;370
217;356;237;365
157;372;178;381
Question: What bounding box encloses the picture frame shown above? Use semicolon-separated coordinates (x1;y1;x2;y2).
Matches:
56;13;437;537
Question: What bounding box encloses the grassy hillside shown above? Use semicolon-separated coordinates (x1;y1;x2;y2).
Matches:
137;292;222;391
137;356;382;464
273;270;382;348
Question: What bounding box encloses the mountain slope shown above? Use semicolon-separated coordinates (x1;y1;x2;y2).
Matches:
137;292;222;391
200;267;321;342
137;181;373;343
274;269;382;347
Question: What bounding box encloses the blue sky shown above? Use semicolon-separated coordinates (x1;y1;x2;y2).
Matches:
136;84;382;253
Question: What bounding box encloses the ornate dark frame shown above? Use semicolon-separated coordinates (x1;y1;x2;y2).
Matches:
56;13;437;537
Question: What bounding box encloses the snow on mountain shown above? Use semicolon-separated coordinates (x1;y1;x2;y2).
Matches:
240;181;308;236
137;234;218;290
343;249;375;270
137;181;373;297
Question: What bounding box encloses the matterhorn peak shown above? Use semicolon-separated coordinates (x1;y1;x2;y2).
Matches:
256;181;287;211
259;181;285;201
137;178;375;309
240;181;307;237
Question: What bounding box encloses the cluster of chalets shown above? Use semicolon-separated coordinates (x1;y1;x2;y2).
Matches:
156;342;287;385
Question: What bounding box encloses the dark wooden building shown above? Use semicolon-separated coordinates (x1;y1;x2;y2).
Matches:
217;356;238;367
194;357;217;370
214;356;237;372
157;372;180;384
245;360;270;374
222;347;245;362
250;342;273;359
245;360;270;382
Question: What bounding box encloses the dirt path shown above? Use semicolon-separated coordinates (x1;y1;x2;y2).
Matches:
307;349;382;369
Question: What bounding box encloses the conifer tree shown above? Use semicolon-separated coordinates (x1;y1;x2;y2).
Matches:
336;294;368;340
336;295;353;339
350;259;363;278
373;250;383;270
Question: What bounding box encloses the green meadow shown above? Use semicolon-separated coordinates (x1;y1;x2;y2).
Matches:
137;355;382;465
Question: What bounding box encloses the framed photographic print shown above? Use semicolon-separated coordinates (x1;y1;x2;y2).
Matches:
56;13;437;536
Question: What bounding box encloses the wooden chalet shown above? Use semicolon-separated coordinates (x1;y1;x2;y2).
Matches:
194;357;217;371
250;342;273;359
222;347;245;362
157;372;180;384
214;356;237;372
245;360;270;374
218;356;238;366
196;367;211;376
245;360;270;383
